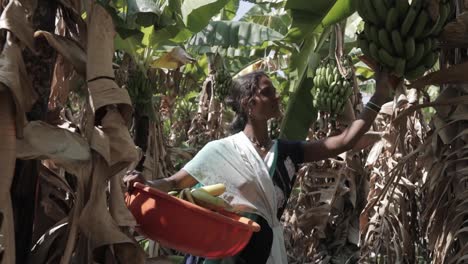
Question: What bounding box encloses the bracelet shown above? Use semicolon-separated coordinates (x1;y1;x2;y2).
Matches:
367;100;382;109
365;105;379;114
366;101;381;113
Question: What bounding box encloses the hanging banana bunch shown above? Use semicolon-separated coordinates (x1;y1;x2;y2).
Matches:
357;0;452;80
210;53;233;101
311;58;354;115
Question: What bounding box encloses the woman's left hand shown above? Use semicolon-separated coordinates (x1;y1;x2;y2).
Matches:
123;170;148;192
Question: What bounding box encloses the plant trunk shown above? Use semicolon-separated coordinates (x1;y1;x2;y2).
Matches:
134;109;149;171
0;89;17;264
11;0;57;262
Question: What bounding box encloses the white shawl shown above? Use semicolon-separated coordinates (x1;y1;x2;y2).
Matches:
183;132;287;264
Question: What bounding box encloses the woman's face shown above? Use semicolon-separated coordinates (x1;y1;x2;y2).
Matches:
249;75;281;120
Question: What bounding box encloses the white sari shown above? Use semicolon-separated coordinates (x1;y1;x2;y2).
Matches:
183;132;287;264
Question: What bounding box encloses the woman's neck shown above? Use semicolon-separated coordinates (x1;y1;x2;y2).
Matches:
243;120;270;145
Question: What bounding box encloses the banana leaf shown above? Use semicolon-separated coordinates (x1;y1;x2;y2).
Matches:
189;21;284;48
181;0;230;32
285;0;336;42
321;0;356;27
279;28;330;140
219;0;240;20
243;0;284;3
240;4;291;35
280;0;358;140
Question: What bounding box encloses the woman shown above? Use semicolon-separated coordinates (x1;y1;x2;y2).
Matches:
125;69;392;264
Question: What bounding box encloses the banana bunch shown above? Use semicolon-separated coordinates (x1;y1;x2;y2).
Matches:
209;53;233;101
312;59;354;115
357;0;452;80
214;67;233;101
169;183;229;211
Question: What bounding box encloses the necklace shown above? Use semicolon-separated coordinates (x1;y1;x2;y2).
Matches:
247;136;272;152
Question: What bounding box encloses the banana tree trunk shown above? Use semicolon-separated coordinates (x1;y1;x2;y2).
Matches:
0;89;17;264
12;1;57;263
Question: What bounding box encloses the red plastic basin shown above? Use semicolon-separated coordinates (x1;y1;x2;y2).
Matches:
125;182;260;259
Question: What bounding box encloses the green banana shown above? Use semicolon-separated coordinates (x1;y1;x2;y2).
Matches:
405;37;416;58
432;3;450;36
325;65;331;78
411;0;423;13
373;0;389;23
423;52;438;68
363;23;371;40
393;58;406;77
412;10;429;38
406;42;425;69
378;29;395;55
310;59;354;114
363;0;382;25
334;73;341;83
327;72;334;86
378;48;397;67
339;84;347;96
369;25;380;44
331;98;337;113
319;75;326;87
391;30;404;57
330;83;338;95
325;97;331;112
191;189;228;209
386;8;399;31
356;0;368;19
386;0;396;6
369;42;380;61
401;7;418;36
423;38;432;55
396;0;409;19
405;65;426;80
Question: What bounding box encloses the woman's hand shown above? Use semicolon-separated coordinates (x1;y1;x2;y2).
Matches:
123;170;148;192
149;178;174;193
123;170;175;193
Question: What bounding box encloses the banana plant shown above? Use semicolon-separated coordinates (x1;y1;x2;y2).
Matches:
279;0;357;140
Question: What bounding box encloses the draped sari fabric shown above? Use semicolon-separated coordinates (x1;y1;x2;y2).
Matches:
183;132;287;264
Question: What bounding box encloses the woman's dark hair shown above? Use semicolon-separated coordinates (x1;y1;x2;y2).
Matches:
225;70;268;133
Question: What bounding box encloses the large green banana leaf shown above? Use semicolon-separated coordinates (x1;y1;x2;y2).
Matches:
321;0;356;27
284;0;335;43
279;28;329;140
240;4;291;35
181;0;230;32
219;0;240;20
243;0;284;3
188;21;284;48
280;0;357;140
